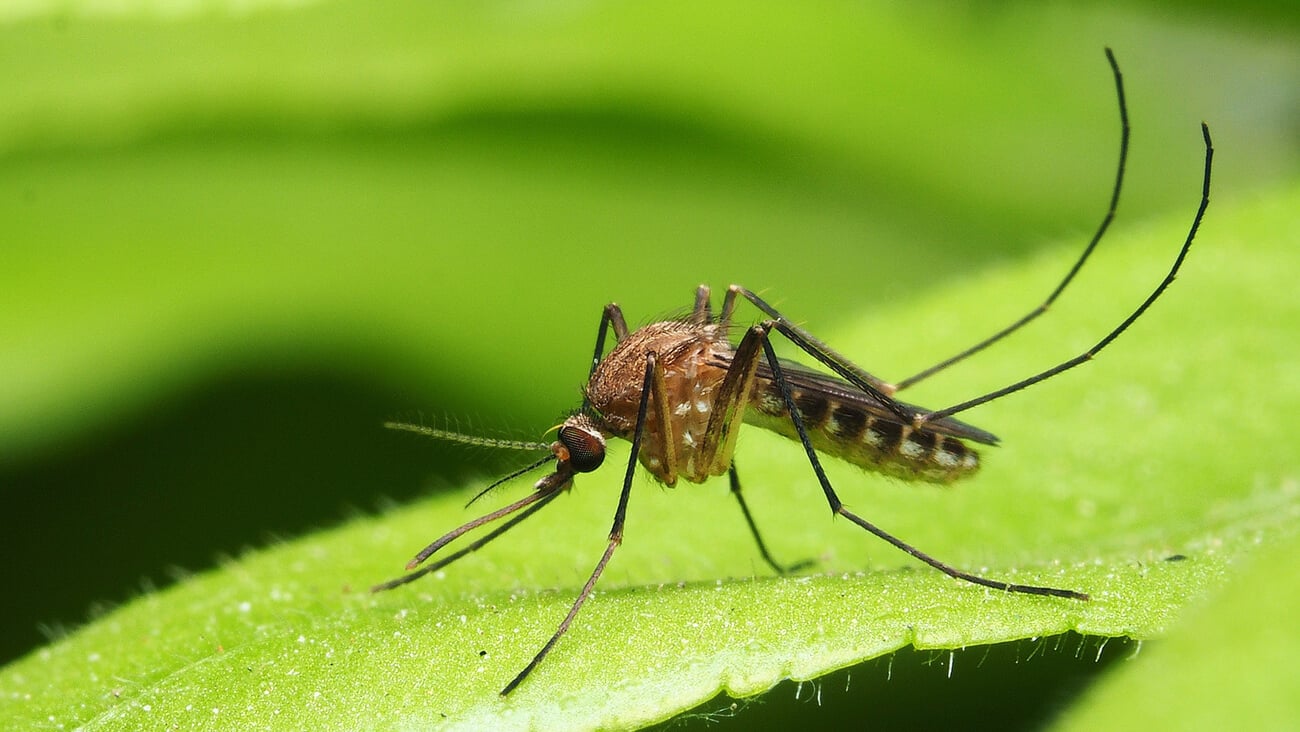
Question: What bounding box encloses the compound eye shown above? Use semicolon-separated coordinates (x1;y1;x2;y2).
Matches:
558;425;605;473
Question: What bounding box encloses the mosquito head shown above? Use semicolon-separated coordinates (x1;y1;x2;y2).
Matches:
529;419;605;493
554;422;606;474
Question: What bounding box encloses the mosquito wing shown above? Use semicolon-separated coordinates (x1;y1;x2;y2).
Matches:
753;358;1000;446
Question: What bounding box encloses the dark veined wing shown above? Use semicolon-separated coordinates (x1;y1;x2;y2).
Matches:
754;358;1000;446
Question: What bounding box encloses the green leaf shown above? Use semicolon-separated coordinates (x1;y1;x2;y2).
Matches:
3;2;1299;730
3;182;1297;729
1052;529;1300;732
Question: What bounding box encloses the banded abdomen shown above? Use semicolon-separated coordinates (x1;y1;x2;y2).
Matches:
744;366;991;484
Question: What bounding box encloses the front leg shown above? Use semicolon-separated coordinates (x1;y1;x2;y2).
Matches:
580;302;630;413
500;351;660;695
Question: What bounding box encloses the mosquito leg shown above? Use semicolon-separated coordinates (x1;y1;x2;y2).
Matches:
893;48;1131;393
500;352;657;695
647;350;680;484
371;488;564;592
728;463;814;574
921;121;1212;426
692;284;713;325
700;319;809;571
698;309;766;475
753;321;1088;600
732;82;1212;434
588;303;629;378
580;303;629;413
718;283;738;328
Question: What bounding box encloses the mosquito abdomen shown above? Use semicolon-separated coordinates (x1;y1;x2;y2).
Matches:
746;382;980;483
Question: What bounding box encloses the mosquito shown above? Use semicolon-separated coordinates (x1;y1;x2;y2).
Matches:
374;49;1214;696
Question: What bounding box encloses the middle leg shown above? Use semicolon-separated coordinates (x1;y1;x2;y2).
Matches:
728;462;813;575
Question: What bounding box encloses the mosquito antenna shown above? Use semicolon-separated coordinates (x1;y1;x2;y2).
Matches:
383;421;551;452
465;454;557;508
894;47;1131;392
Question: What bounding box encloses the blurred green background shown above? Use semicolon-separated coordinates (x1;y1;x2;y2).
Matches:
1;0;1297;727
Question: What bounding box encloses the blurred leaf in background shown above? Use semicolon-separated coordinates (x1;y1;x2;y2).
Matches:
1;0;1298;729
